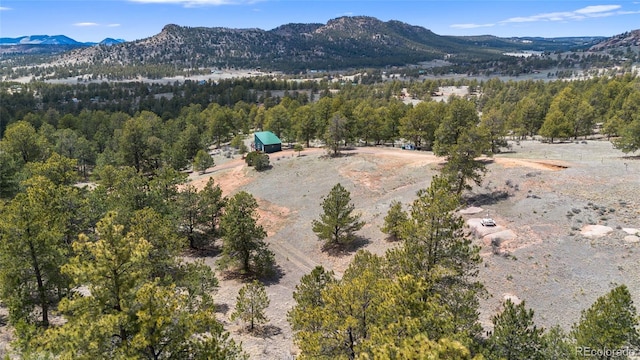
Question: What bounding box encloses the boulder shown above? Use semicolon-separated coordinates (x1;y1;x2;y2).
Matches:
580;225;613;238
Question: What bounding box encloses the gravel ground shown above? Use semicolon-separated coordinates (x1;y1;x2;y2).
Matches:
188;140;639;359
2;139;638;359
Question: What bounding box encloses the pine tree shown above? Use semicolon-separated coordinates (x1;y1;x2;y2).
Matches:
387;175;484;343
488;299;544;360
312;183;364;249
0;177;70;335
231;280;270;332
193;149;214;174
380;200;408;241
218;191;275;277
197;177;226;238
288;266;336;348
324;114;347;156
37;212;244;359
572;285;640;359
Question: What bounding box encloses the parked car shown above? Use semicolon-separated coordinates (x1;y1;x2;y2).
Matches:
481;218;496;227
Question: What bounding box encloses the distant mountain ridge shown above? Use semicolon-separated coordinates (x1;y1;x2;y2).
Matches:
5;17;636;72
49;16;611;72
0;35;125;46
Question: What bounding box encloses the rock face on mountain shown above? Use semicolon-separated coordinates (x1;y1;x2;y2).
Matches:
590;29;640;50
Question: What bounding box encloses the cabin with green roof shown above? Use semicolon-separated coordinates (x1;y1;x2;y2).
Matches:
254;131;282;154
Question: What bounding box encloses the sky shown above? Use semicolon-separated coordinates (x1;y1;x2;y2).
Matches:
1;0;640;43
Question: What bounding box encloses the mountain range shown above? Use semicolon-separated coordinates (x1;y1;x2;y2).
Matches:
3;16;638;72
0;35;125;46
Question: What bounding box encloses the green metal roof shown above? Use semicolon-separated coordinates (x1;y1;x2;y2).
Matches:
254;131;281;145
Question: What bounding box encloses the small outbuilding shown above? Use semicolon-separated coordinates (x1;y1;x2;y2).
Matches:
254;131;282;154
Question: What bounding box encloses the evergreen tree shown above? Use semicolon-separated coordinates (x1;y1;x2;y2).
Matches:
0;177;71;339
572;285;640;359
193;149;214;174
488;299;544;360
253;152;270;171
37;212;244;359
539;87;578;142
372;335;475;360
433;98;490;194
177;184;202;248
324;114;347;156
197;177;226;239
380;200;408;241
440;126;490;194
613;118;640;154
387;176;484;343
231;280;270;332
0;120;49;165
312;183;364;249
541;325;577;360
288;266;337;353
218;191;275;277
0;151;19;198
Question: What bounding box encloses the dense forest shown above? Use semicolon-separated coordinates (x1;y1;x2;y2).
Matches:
1;71;640;358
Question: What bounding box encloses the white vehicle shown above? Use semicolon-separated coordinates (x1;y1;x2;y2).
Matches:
481;218;496;227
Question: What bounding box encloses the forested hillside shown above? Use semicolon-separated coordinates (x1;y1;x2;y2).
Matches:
1;70;640;358
6;16;634;81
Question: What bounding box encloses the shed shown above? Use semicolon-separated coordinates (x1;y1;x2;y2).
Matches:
254;131;282;154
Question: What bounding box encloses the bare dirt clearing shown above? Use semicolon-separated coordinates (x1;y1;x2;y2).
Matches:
186;140;639;359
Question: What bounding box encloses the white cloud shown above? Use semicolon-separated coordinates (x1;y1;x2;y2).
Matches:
450;4;640;32
500;4;627;25
575;5;621;14
0;6;11;11
108;23;121;27
129;0;262;6
74;22;100;27
450;23;495;29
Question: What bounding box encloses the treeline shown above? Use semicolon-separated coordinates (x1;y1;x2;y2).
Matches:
0;77;323;129
3;43;636;81
0;149;268;357
2;74;640;197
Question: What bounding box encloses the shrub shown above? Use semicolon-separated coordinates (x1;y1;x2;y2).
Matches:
254;153;270;171
245;151;260;166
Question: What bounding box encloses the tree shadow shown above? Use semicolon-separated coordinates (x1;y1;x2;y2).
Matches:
254;324;282;339
621;155;640;160
215;303;230;315
319;152;357;159
219;263;284;285
238;324;283;338
261;264;285;286
184;240;222;258
322;235;371;257
255;164;274;171
464;190;512;207
383;234;402;243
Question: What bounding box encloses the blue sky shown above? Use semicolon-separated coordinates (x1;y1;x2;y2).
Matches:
1;1;640;42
